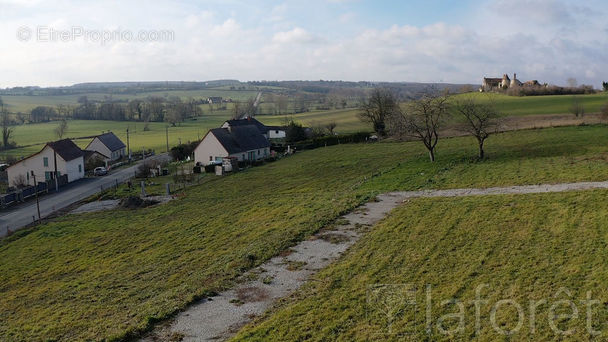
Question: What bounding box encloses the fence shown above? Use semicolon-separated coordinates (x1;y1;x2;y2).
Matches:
0;174;68;209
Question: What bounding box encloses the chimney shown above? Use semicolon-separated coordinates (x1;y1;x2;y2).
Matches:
514;73;517;80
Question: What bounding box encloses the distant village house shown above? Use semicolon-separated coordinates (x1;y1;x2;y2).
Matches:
207;96;223;104
221;117;286;141
85;132;126;161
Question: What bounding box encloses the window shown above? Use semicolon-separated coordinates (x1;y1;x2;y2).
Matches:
242;154;245;160
45;171;51;181
78;164;82;173
258;149;260;155
43;157;48;167
275;130;279;134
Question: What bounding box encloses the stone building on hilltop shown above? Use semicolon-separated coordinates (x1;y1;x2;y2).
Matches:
481;73;539;92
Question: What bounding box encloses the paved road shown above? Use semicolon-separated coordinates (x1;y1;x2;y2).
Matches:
0;154;171;237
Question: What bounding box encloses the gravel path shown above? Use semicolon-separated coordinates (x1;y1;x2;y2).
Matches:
141;180;608;341
388;180;608;199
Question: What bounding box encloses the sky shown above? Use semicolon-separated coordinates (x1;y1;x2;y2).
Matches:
0;0;606;88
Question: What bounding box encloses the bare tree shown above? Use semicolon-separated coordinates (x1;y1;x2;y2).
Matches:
388;94;450;162
55;119;69;139
570;96;585;118
325;121;337;135
600;102;608;122
233;98;257;119
359;88;399;137
453;96;502;159
567;78;578;88
1;104;13;148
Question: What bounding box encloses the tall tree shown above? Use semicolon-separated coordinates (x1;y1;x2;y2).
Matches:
388;93;450;162
325;121;337;135
570;96;585;117
1;106;13;148
54;119;69;139
603;81;608;92
359;88;399;137
453;96;502;159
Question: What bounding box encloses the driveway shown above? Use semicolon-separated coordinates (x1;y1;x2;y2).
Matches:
0;153;171;238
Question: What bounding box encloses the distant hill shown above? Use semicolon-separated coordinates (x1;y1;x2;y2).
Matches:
1;80;478;99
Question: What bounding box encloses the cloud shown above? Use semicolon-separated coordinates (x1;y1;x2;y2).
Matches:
272;27;321;44
0;0;607;88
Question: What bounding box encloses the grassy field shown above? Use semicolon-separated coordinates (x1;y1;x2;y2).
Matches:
3;92;607;161
233;190;608;341
1;125;608;340
1;88;262;113
257;108;365;133
3;116;232;159
460;92;608;116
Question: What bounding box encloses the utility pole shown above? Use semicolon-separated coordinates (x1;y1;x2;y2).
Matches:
53;151;59;192
31;171;41;223
165;126;169;152
126;127;131;163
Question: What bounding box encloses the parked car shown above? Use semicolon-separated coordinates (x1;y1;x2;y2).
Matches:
94;166;108;176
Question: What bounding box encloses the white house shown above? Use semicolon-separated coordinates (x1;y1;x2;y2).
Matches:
222;117;286;140
194;125;270;165
267;125;287;139
7;139;85;187
85;132;126;161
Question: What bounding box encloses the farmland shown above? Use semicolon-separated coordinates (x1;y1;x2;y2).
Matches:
233;190;608;341
4;116;231;158
2;125;608;340
3;91;607;161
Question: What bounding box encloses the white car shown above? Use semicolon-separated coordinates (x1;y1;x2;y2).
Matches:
94;166;108;176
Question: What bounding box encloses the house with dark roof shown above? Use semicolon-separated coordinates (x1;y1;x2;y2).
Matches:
7;139;85;187
221;116;287;140
85;132;126;161
194;125;270;165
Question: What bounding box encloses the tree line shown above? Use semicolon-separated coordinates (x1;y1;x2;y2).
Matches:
359;88;502;161
29;96;202;125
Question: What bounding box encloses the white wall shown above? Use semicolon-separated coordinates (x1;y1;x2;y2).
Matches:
194;133;229;165
65;157;85;182
229;147;270;162
269;129;286;139
6;146;84;187
86;138;112;160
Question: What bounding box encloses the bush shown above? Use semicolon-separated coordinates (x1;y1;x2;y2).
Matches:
136;161;159;178
170;141;199;161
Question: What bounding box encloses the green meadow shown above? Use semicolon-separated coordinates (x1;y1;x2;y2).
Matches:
2;92;607;160
233;190;608;341
1;125;608;340
460;92;608;116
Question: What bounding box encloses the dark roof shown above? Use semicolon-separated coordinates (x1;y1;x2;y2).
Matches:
95;132;126;152
266;125;286;131
47;139;84;162
224;117;269;134
210;125;270;154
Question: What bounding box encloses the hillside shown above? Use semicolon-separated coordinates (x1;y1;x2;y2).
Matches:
1;125;608;340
